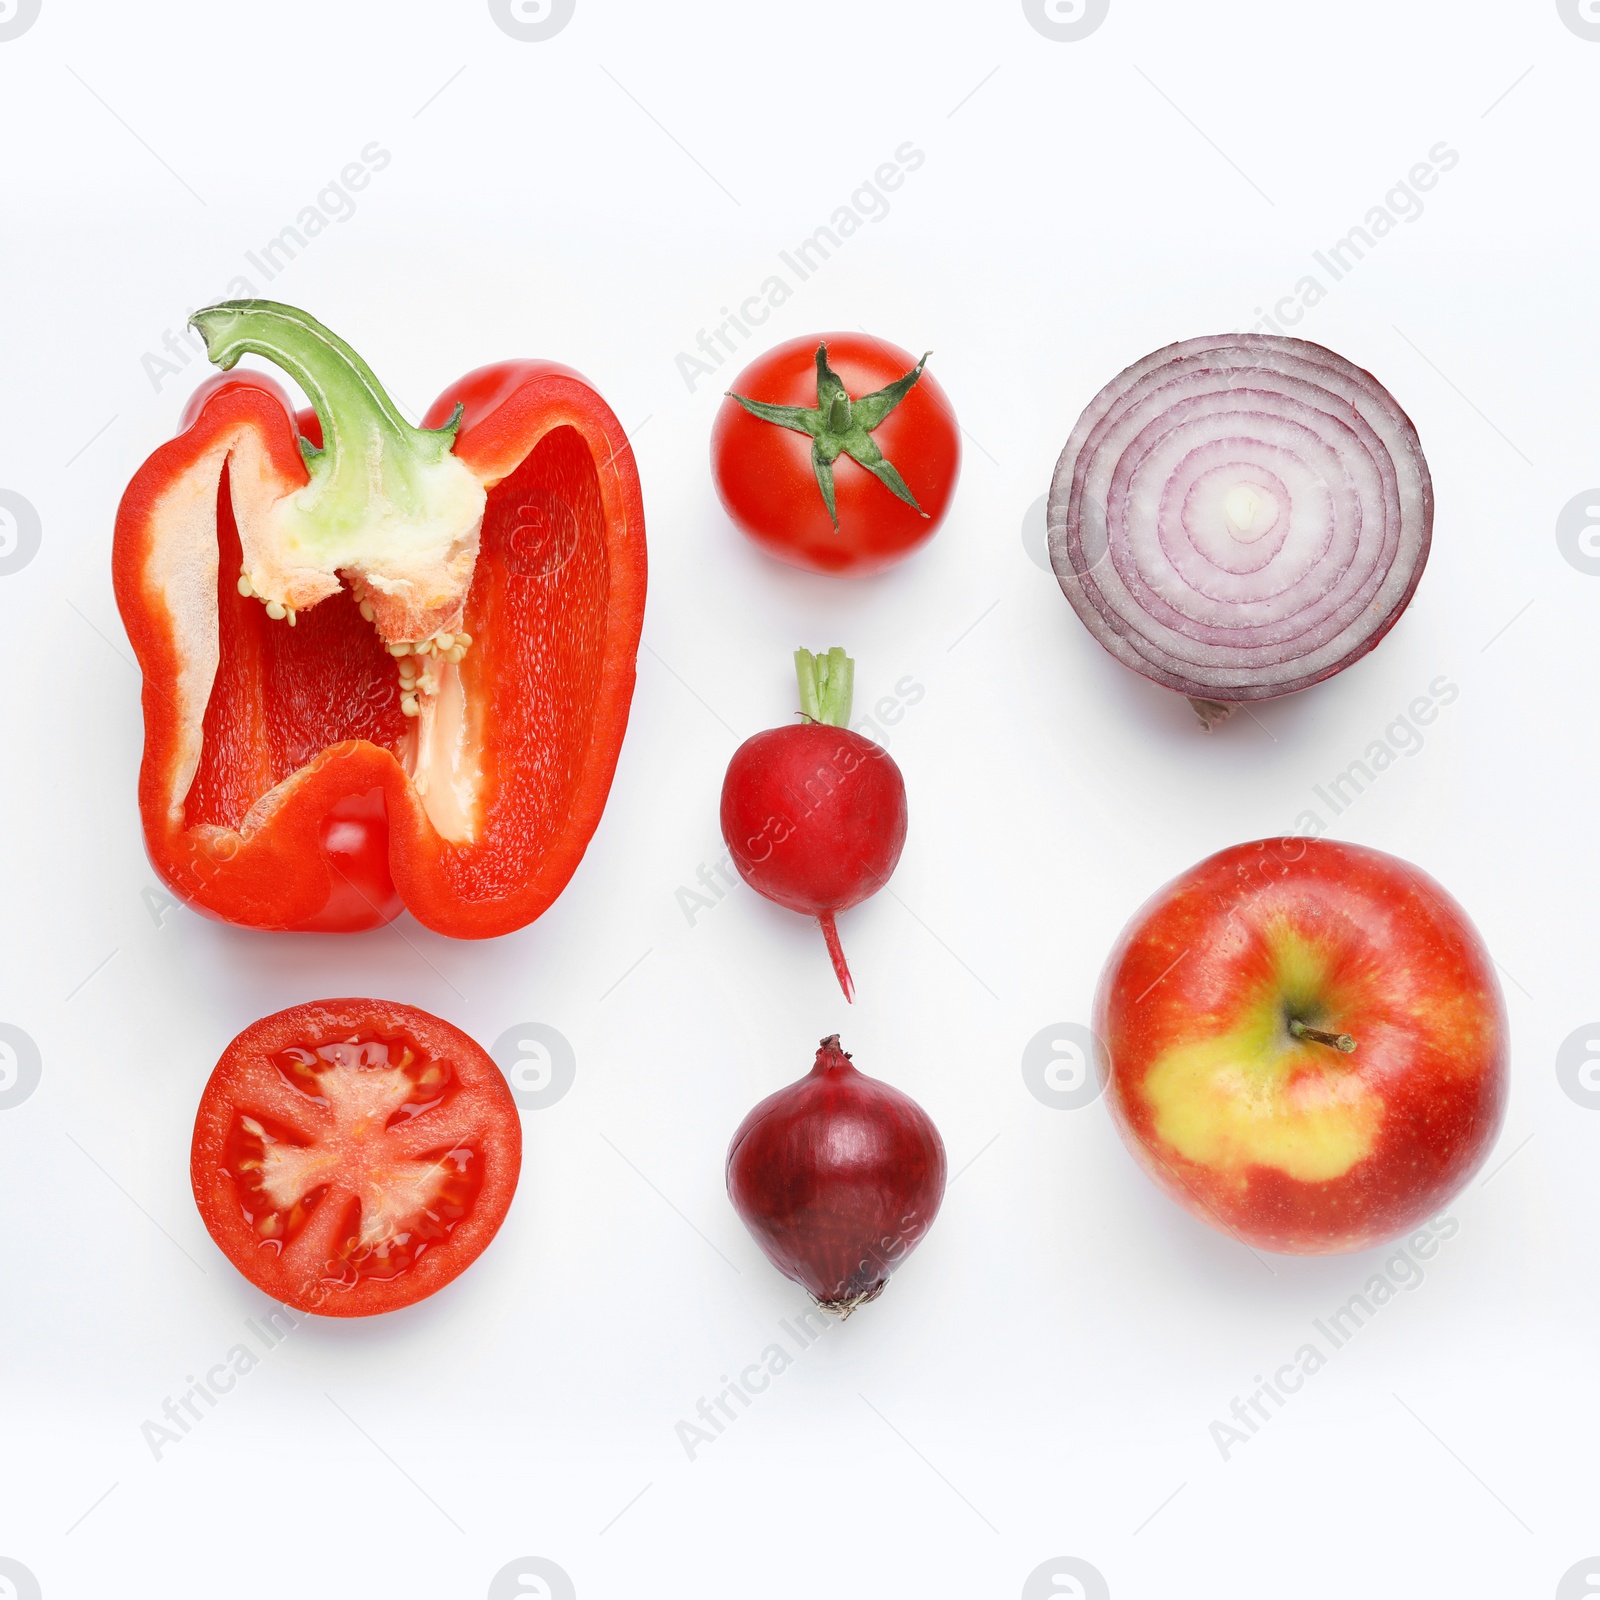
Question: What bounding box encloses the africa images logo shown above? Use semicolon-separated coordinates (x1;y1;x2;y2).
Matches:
489;0;575;42
487;1557;576;1599
0;1025;41;1110
0;491;40;576
0;0;40;43
0;1560;41;1600
1558;0;1600;41
1022;0;1108;42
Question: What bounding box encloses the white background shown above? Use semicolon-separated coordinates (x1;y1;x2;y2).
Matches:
0;2;1595;1596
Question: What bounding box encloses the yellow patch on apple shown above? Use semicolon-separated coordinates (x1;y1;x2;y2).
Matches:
1142;926;1382;1184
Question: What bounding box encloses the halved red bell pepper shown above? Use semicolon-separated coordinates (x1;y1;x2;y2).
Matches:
113;302;646;937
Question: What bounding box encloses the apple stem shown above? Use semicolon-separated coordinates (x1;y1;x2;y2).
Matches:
1289;1019;1357;1054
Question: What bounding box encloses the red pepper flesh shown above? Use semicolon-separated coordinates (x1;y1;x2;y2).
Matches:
114;306;646;937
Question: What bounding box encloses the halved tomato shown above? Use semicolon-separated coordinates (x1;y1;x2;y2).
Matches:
191;1000;521;1316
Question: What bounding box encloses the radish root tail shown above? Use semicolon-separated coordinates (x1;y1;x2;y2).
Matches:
817;911;855;1003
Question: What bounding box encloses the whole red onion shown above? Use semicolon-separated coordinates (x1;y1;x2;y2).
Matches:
726;1035;947;1316
1049;334;1432;710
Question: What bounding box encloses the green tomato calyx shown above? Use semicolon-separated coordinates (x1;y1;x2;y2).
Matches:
728;343;931;530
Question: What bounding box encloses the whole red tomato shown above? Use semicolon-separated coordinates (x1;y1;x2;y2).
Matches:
712;333;960;575
1095;837;1507;1255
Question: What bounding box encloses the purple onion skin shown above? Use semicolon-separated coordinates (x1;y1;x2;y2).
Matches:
727;1036;947;1314
1048;333;1433;704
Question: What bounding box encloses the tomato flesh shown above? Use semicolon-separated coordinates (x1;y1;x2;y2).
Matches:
193;1001;521;1316
223;1033;486;1287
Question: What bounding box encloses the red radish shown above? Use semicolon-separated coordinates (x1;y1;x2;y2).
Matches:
727;1035;947;1315
720;648;907;1000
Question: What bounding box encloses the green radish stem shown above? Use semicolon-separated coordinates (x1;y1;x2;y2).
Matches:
795;647;854;727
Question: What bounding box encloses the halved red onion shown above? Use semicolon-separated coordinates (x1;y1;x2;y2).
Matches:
1047;335;1432;706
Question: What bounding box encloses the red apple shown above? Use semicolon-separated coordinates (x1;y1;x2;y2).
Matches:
1095;837;1508;1254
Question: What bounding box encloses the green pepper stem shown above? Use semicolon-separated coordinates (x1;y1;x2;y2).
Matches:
795;647;854;727
188;300;462;519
